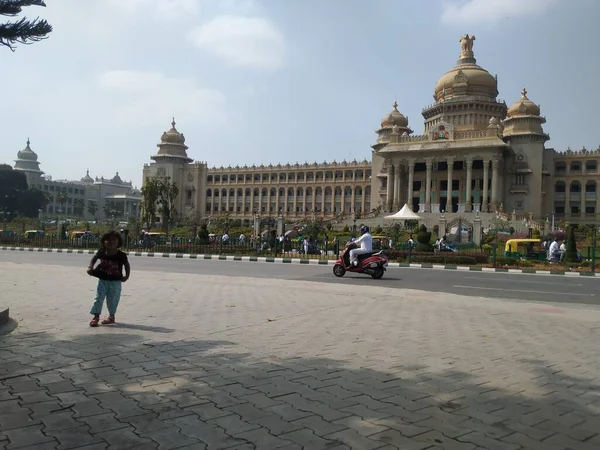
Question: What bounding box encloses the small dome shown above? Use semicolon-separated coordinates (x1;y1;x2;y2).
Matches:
507;88;541;117
160;118;186;145
81;169;94;184
381;101;409;128
17;139;38;161
111;172;123;184
433;35;498;101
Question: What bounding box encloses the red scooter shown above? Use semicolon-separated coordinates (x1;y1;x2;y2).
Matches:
333;243;388;279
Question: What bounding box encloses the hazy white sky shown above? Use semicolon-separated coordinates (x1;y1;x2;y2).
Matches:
1;0;598;187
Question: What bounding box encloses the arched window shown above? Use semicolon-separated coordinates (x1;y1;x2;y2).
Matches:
344;186;352;196
288;187;294;196
570;181;581;193
206;189;212;197
554;181;565;193
355;186;363;195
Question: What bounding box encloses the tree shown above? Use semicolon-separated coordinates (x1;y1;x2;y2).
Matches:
103;201;118;219
0;0;52;51
16;188;48;217
55;191;67;214
0;165;28;215
156;177;179;232
197;223;209;244
383;222;404;247
140;178;160;230
211;213;233;234
87;201;98;219
415;224;433;252
301;219;324;241
73;198;84;217
564;225;578;263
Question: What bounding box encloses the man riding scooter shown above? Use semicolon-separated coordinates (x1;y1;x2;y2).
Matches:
347;225;373;267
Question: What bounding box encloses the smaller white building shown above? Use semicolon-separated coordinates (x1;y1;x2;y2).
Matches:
13;139;141;221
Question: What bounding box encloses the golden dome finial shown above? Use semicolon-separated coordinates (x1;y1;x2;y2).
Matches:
393;100;398;110
171;117;176;129
521;88;528;99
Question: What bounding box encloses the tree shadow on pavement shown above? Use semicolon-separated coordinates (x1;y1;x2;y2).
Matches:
1;331;599;449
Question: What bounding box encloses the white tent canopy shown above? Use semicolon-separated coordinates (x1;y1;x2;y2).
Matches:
384;204;423;220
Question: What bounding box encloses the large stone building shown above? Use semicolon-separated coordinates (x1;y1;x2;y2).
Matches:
13;140;141;221
143;34;599;228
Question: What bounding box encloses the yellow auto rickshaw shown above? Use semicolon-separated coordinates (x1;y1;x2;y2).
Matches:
504;238;545;260
371;235;389;250
24;230;45;239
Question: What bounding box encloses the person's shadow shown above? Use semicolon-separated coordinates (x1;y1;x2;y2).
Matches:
108;323;174;333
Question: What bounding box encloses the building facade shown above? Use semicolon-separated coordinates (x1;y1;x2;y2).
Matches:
143;34;598;227
13;140;141;221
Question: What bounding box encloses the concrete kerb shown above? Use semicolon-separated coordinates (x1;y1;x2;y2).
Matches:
1;246;599;277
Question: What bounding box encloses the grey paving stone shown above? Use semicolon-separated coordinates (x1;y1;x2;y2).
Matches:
6;380;42;393
324;429;385;449
233;427;294;449
0;411;40;432
123;412;173;434
76;412;129;434
166;415;246;448
70;401;107;418
333;415;389;437
249;414;303;436
45;382;82;395
208;413;261;435
3;424;55;449
100;428;155;449
278;428;337;450
369;428;432;449
46;425;104;450
141;427;200;450
291;414;347;437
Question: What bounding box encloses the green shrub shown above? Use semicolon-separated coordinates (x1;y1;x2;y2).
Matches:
565;225;578;263
374;225;383;235
415;224;433;252
531;228;541;240
198;223;209;244
490;256;517;266
343;225;350;233
384;249;488;264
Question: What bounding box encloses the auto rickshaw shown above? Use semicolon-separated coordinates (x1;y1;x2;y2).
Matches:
504;238;546;260
371;235;389;250
24;230;45;239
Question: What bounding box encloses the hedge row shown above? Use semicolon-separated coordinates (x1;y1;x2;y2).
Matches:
384;250;489;264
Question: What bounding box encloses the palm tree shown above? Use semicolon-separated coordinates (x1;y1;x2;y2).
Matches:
87;201;98;220
55;192;67;215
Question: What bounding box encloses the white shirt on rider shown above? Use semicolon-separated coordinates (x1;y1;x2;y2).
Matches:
354;233;373;252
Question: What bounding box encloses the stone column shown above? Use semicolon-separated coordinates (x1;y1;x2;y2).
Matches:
473;215;483;246
351;188;356;214
491;157;499;211
425;159;433;213
565;182;570;218
293;189;298;216
465;157;473;212
407;160;415;209
386;163;394;212
253;215;260;237
439;215;447;237
394;163;402;210
361;187;366;213
446;157;454;213
234;190;238;214
320;186;325;213
275;188;280;214
277;216;284;236
482;160;490;213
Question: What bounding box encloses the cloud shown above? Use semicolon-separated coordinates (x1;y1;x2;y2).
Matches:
441;0;556;25
98;70;226;127
188;15;284;70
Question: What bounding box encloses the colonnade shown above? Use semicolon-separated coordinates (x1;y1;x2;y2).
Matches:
385;156;501;213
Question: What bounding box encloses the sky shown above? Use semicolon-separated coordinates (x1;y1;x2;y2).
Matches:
1;0;599;188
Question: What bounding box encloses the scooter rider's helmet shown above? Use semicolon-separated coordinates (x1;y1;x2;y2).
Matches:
359;225;368;235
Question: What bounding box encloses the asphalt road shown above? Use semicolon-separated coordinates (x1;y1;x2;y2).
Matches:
1;250;598;305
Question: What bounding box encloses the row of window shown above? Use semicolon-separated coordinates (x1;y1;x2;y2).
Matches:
554;206;597;215
30;184;86;196
206;186;372;197
207;170;372;183
205;205;370;214
555;160;598;173
554;181;597;193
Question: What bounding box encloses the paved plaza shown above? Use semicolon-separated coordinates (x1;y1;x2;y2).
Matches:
1;260;600;449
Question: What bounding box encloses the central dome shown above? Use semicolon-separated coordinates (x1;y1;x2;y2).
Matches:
433;34;498;102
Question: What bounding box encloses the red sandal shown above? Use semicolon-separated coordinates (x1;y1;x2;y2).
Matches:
101;316;115;325
90;316;99;327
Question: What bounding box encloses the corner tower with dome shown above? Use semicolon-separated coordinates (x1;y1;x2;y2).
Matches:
370;33;559;223
143;119;208;223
